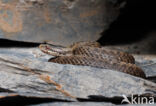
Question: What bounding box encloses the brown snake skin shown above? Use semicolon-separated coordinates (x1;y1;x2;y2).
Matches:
39;42;146;78
72;46;135;64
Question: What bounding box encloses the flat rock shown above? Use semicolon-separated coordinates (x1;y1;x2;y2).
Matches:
0;47;156;104
31;102;114;106
31;102;152;106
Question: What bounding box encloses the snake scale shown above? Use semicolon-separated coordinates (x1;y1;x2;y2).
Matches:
39;42;146;78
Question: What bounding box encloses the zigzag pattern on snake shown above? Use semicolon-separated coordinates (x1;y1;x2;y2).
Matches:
39;41;146;78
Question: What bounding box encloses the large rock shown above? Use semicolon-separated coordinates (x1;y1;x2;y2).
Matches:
0;0;126;45
0;47;156;105
32;102;114;106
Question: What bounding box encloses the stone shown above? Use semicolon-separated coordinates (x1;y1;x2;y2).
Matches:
0;47;156;105
31;102;114;106
0;0;126;45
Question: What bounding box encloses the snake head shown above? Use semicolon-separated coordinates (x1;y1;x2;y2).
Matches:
39;44;72;57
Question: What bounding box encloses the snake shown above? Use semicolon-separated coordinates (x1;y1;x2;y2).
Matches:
39;41;146;78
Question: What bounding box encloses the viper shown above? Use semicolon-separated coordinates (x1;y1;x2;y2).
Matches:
39;41;146;78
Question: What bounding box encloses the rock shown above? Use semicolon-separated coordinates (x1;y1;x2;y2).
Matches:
0;47;156;105
104;34;156;54
31;102;114;106
31;102;152;106
0;0;126;45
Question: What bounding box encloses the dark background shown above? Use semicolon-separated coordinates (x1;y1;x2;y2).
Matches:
98;0;156;45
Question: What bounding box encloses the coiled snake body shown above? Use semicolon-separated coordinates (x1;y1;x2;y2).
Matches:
39;42;146;78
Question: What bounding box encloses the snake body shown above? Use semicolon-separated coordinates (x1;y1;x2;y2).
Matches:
72;46;135;64
39;42;146;78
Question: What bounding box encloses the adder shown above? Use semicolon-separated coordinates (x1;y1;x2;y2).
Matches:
39;41;146;78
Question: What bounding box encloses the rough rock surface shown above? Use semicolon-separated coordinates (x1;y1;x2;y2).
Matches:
31;102;152;106
0;0;126;45
0;46;156;105
32;102;114;106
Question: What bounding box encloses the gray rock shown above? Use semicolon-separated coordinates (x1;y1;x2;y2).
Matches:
31;102;156;106
0;0;126;45
31;102;114;106
0;47;156;103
